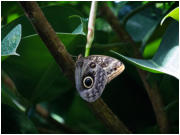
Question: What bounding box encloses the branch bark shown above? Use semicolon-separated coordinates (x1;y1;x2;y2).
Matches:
19;2;75;83
99;3;169;133
19;1;131;133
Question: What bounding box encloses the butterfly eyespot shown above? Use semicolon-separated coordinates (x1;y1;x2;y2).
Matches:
83;76;93;88
75;55;125;102
90;62;96;68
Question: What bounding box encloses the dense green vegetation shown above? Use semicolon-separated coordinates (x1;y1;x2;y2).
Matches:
1;1;179;133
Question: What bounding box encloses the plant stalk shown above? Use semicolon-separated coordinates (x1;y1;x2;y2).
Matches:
85;1;98;57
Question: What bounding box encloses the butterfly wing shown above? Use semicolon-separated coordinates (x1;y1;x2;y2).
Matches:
87;55;125;83
75;55;107;102
75;55;125;102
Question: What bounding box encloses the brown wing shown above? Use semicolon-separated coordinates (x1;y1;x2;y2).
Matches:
87;55;125;83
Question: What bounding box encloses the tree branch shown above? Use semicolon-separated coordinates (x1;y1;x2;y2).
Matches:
19;2;75;83
89;98;131;133
99;3;170;133
19;1;131;133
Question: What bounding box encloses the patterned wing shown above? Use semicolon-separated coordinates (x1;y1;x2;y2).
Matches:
75;55;108;102
87;55;125;82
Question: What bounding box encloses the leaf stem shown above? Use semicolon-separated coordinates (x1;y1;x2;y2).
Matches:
85;1;98;57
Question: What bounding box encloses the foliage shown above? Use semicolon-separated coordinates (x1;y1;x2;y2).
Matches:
1;1;179;133
1;24;21;56
161;7;179;25
112;20;179;79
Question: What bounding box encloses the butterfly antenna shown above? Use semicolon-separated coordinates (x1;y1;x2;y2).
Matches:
69;54;78;59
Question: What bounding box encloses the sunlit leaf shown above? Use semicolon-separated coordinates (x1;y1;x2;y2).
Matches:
143;38;162;58
161;7;179;25
1;24;21;56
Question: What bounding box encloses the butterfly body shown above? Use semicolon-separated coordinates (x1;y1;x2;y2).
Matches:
75;55;125;102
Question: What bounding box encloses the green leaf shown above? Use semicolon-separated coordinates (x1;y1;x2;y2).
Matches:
2;5;86;103
143;38;162;58
1;24;21;56
141;20;171;58
161;7;179;25
2;6;83;39
125;6;162;42
1;2;24;24
112;21;179;79
1;56;9;61
2;33;86;103
29;60;72;103
69;15;88;35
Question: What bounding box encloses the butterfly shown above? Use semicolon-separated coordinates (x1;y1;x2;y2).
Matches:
75;54;125;102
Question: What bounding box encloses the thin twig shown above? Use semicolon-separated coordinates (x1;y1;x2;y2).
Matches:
99;3;170;133
19;1;131;133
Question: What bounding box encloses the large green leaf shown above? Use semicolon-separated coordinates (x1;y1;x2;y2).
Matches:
112;21;179;79
2;5;87;104
2;33;86;104
1;24;21;56
125;5;163;42
141;19;171;58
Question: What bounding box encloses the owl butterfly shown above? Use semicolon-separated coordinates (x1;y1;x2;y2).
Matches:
75;54;125;102
75;55;125;102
